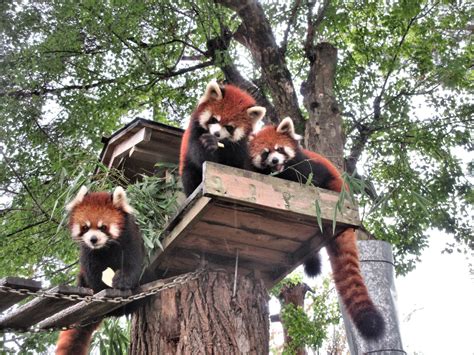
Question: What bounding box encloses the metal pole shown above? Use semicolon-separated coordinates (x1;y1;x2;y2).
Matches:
341;239;405;355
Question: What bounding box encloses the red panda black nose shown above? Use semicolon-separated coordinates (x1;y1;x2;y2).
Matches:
272;158;279;164
213;131;220;138
90;235;98;244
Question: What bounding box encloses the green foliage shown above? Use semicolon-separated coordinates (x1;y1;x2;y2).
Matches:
90;318;130;355
270;271;304;299
126;166;181;262
278;278;340;354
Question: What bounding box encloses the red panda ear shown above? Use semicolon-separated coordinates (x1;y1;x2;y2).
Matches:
247;106;266;126
249;132;256;142
66;185;88;212
199;80;223;104
112;186;134;214
277;117;303;141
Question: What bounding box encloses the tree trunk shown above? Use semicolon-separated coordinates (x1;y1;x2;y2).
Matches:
129;271;269;354
279;283;312;355
302;42;345;171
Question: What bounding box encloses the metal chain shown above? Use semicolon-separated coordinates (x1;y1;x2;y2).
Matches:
0;268;206;333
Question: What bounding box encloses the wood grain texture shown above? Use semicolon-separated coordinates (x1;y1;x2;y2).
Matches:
130;271;269;354
0;285;92;329
0;277;41;313
37;289;131;329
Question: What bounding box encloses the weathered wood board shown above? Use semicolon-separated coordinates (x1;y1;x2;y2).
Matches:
0;277;41;313
37;289;132;329
0;285;93;329
149;162;360;288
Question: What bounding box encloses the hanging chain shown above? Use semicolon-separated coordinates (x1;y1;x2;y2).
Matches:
0;268;206;333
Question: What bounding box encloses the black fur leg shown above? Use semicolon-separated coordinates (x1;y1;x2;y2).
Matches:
304;253;322;277
353;308;386;340
112;270;135;290
199;133;219;152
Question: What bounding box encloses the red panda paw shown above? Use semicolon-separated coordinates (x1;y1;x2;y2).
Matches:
112;271;134;290
200;133;219;152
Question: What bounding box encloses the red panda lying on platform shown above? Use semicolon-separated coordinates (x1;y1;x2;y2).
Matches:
56;186;144;355
179;80;266;196
249;117;385;340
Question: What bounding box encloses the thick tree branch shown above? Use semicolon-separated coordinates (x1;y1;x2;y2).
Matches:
304;0;330;61
281;0;302;56
204;26;278;123
215;0;304;127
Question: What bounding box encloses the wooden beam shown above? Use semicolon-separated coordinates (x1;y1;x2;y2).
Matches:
37;289;132;329
148;189;212;272
202;162;360;226
108;127;152;168
0;277;41;313
0;285;92;329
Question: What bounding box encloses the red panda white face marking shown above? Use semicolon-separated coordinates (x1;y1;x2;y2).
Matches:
67;186;133;250
194;81;266;143
249;117;301;173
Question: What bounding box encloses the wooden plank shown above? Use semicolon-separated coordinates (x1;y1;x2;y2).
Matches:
190;220;302;252
37;289;132;329
156;248;275;286
0;285;93;329
0;277;41;313
148;189;212;272
202;162;360;226
180;233;291;265
200;204;316;242
108;127;152;168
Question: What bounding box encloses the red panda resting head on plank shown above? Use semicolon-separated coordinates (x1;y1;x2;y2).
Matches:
179;80;266;196
249;117;385;340
56;186;145;355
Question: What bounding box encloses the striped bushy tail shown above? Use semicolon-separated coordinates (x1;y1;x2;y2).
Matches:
327;228;385;340
56;322;100;355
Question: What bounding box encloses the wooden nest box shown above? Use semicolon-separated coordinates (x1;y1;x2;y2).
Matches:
100;118;360;288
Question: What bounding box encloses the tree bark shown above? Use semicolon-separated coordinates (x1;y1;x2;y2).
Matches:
215;0;304;127
302;42;345;171
279;283;312;355
129;271;269;354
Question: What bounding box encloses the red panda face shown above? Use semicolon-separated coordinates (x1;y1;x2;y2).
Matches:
66;186;134;250
249;117;302;172
195;81;265;142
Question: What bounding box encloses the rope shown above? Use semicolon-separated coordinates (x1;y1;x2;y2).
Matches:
0;268;206;333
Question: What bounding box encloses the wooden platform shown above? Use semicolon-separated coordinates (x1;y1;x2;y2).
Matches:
149;162;360;288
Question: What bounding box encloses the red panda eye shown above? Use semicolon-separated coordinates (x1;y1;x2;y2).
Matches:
81;225;89;233
224;125;235;134
100;225;107;232
208;116;218;124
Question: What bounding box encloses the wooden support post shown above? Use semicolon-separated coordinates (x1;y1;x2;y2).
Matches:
129;270;269;354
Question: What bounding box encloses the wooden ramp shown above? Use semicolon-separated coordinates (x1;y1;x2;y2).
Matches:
0;277;133;331
149;162;360;288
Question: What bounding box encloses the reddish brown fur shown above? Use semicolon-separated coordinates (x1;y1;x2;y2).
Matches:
179;84;257;175
55;322;100;355
250;123;384;338
302;149;344;192
249;125;298;156
69;192;124;239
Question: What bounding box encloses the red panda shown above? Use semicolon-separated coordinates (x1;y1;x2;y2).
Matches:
249;117;385;340
56;186;145;355
179;80;266;196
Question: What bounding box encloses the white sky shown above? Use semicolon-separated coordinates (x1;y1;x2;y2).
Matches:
397;231;474;355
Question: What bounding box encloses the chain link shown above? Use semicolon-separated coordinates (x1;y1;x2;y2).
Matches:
0;268;206;333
